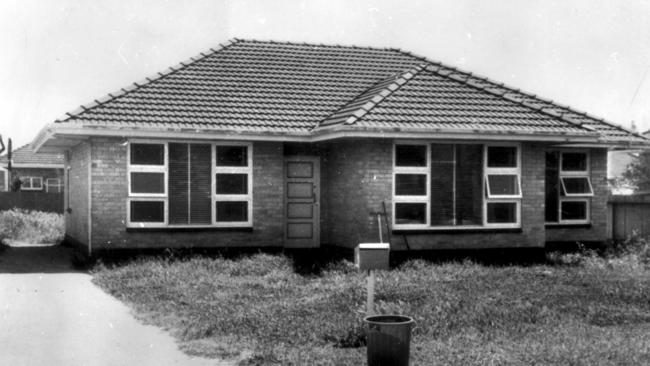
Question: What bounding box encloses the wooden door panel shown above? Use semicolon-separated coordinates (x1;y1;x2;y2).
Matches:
284;156;320;248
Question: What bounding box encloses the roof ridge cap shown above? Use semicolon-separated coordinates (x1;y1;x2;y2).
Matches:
233;38;399;52
315;64;426;129
55;38;240;124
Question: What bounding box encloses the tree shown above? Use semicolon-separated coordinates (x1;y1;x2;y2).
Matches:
622;150;650;192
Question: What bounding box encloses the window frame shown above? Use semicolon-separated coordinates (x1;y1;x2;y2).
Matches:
213;142;254;228
21;176;43;191
483;143;521;228
392;142;430;229
557;150;591;224
127;141;168;227
559;176;594;197
392;141;521;230
45;178;62;193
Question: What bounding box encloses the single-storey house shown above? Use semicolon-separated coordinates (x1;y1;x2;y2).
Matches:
0;144;64;192
31;39;649;255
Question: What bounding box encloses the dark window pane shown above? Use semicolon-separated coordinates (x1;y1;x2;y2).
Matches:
455;144;483;226
168;143;189;224
487;175;519;196
431;144;454;226
217;146;248;166
130;201;164;222
561;177;592;195
190;144;212;224
395;203;426;225
431;144;454;162
217;174;248;194
487;202;517;223
395;174;426;196
131;172;164;194
216;201;248;222
561;201;588;221
545;152;560;222
395;145;426;167
487;146;517;167
131;144;164;165
562;152;587;171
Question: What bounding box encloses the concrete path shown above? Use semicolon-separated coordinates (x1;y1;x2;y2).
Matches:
0;244;229;366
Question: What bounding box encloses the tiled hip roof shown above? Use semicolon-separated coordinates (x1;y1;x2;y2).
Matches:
44;39;647;146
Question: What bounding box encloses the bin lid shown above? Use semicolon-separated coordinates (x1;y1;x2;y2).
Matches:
358;243;390;250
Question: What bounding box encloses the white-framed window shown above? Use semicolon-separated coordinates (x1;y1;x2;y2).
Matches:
214;142;253;227
21;176;43;191
484;145;522;227
127;142;167;226
392;142;521;230
45;178;62;193
393;143;430;229
545;150;593;224
126;140;254;228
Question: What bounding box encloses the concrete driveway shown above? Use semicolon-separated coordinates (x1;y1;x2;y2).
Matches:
0;244;229;366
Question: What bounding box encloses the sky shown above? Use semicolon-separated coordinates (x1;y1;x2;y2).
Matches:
1;0;649;148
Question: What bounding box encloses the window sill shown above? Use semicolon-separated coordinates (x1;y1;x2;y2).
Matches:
126;226;253;233
393;228;523;235
545;223;592;229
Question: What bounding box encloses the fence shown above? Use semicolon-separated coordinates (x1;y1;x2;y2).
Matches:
0;192;64;213
608;195;650;240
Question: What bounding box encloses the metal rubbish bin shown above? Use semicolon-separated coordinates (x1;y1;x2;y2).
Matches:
364;315;415;366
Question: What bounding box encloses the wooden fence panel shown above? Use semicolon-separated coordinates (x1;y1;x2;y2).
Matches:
608;195;650;240
0;192;64;213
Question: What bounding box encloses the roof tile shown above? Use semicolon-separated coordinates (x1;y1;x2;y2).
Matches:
50;39;646;144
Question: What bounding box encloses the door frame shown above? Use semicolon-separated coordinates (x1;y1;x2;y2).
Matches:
283;155;320;248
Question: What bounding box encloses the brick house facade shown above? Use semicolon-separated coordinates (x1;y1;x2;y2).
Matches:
33;39;648;255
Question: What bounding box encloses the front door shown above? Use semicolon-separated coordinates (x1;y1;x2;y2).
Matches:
284;156;320;248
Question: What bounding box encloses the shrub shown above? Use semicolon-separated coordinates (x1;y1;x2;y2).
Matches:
0;209;64;244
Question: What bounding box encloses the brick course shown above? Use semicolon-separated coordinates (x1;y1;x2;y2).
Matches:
63;137;609;254
322;139;547;249
545;148;608;242
89;138;284;252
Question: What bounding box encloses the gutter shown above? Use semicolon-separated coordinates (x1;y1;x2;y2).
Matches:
31;123;620;153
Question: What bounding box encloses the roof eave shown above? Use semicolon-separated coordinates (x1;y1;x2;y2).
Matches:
38;122;618;145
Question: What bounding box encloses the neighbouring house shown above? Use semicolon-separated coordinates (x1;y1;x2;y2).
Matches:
31;39;649;255
0;144;64;193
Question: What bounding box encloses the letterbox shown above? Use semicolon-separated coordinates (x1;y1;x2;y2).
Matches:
355;243;390;271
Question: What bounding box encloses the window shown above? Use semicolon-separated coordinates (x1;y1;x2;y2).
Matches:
393;143;429;226
393;142;521;229
215;143;253;227
127;141;253;228
484;145;521;226
21;177;43;191
545;151;593;224
128;143;167;225
45;178;62;193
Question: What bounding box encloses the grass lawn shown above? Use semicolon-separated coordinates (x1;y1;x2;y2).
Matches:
93;251;650;365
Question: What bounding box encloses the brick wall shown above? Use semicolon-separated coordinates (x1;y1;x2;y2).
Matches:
545;148;608;243
65;142;90;250
322;139;547;249
89;138;284;251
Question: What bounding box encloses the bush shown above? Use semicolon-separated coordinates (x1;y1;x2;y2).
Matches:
0;209;64;244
